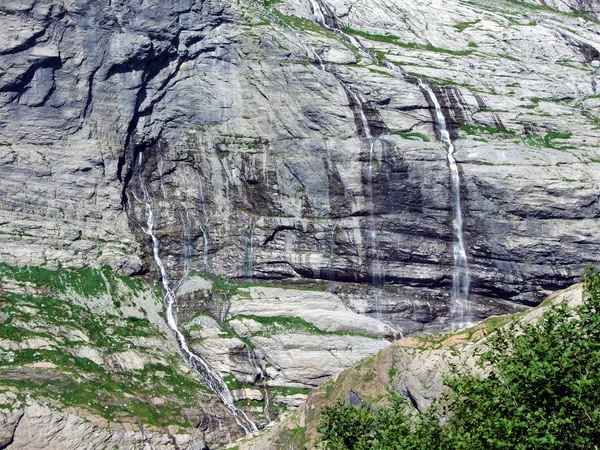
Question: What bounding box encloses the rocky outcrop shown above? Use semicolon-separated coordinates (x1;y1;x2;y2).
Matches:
237;283;584;449
0;265;241;447
1;399;207;450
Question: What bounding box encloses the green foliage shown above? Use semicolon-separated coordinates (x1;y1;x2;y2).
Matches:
0;263;146;299
318;267;600;449
0;263;209;428
231;314;378;339
318;395;418;450
453;20;481;32
461;124;515;136
270;386;311;396
0;263;106;297
381;130;431;142
519;131;574;150
342;28;474;55
223;373;250;390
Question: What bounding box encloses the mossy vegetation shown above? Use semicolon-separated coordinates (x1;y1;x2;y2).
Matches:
459;124;574;150
381;130;431;142
0;263;212;428
342;27;475;56
461;124;515;136
519;131;574;150
270;386;312;396
453;20;481;32
231;314;379;339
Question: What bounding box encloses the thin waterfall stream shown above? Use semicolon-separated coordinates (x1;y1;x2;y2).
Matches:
417;80;471;329
198;179;211;272
244;217;256;278
307;0;387;316
132;155;257;435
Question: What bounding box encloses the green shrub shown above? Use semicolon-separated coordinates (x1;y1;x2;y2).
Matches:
318;267;600;449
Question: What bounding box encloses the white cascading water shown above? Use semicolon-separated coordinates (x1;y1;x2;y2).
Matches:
134;156;257;435
156;143;168;198
417;80;471;330
308;0;371;58
309;0;472;329
179;209;194;277
244;217;256;278
347;90;384;317
198;179;211;272
306;0;385;315
306;0;470;328
328;221;338;281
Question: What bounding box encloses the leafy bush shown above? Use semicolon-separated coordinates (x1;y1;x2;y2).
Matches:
318;267;600;449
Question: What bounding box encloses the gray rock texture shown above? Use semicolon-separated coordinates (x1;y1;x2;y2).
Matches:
236;283;585;449
1;0;600;444
1;0;598;317
1;401;208;450
0;266;236;447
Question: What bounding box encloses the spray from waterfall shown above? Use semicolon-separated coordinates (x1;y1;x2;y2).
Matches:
417;80;471;330
132;155;257;435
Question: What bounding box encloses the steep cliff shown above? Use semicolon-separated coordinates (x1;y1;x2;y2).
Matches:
1;0;600;446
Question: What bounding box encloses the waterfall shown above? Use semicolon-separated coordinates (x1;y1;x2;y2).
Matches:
263;386;271;423
417;80;471;330
179;209;194;277
244;217;256;278
133;156;257;435
328;221;338;281
305;0;385;316
198;179;211;272
347;90;384;318
308;0;372;59
156;142;168;198
308;0;326;25
305;0;470;328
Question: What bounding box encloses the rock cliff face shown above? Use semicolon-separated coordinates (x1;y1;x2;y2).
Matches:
1;0;600;446
2;0;599;309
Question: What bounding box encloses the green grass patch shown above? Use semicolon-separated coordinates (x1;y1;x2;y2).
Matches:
519;131;574;150
0;263;107;297
453;20;481;32
343;27;474;56
0;264;216;429
223;373;251;390
461;125;515;136
270;386;312;396
382;130;431;141
231;314;379;339
368;67;395;78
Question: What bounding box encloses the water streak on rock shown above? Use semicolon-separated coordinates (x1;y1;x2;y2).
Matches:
417;80;471;330
134;155;257;435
